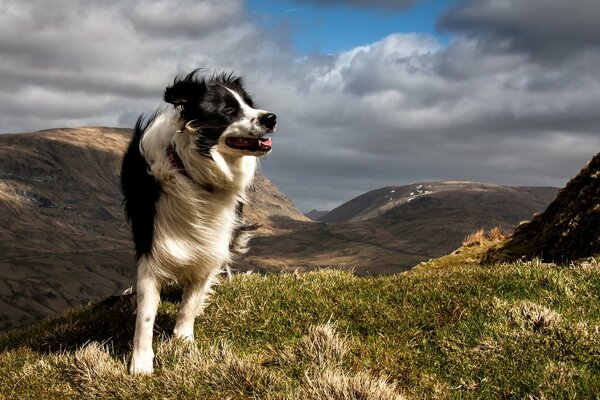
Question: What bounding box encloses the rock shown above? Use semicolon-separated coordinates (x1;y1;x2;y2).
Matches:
485;152;600;264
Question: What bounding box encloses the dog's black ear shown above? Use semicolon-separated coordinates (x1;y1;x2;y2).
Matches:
164;69;207;107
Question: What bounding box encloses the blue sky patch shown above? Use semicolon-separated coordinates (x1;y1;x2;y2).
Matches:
247;0;450;54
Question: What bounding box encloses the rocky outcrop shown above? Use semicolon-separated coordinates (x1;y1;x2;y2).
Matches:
485;152;600;264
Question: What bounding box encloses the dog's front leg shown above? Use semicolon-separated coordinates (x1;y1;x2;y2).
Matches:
130;258;161;375
173;272;218;341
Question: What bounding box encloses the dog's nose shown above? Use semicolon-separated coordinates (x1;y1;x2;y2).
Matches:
259;113;277;130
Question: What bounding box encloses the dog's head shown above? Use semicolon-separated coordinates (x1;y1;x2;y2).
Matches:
164;70;276;156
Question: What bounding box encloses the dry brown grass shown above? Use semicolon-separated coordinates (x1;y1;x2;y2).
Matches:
300;368;404;400
462;229;485;247
487;226;509;242
508;300;562;333
463;227;509;247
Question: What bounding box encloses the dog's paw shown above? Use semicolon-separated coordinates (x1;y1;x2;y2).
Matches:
129;351;154;375
173;327;195;342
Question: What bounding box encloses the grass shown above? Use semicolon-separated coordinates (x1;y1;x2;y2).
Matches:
0;245;599;399
462;226;509;247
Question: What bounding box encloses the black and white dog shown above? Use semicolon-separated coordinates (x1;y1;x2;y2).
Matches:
121;70;276;375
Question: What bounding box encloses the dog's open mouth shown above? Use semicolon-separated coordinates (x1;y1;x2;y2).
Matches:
225;137;272;152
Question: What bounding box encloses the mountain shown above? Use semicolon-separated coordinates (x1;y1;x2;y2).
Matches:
241;182;558;275
0;128;306;331
485;152;600;263
317;182;558;224
305;209;329;221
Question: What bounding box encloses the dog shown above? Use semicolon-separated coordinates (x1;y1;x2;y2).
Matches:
120;69;276;375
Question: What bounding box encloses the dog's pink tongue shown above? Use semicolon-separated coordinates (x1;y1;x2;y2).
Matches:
259;137;272;150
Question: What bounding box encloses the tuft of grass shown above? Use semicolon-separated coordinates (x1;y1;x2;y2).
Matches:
300;368;404;400
462;228;485;247
463;227;509;247
487;226;509;242
1;251;599;399
508;300;561;333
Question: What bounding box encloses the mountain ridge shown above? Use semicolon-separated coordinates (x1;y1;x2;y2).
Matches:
317;181;558;224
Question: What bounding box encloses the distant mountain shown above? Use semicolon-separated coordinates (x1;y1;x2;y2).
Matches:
0;128;306;331
241;182;559;275
318;182;558;224
305;209;329;221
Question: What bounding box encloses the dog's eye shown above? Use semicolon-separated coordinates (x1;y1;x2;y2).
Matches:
223;106;238;116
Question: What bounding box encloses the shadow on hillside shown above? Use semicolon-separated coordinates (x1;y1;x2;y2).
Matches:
268;214;319;230
0;287;184;358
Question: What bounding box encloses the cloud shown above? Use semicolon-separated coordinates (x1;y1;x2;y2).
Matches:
437;0;600;60
125;0;244;38
0;0;267;131
0;0;599;212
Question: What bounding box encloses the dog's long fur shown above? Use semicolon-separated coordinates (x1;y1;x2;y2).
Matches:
121;70;276;375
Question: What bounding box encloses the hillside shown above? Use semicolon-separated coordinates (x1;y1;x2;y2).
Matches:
305;209;329;221
242;183;558;274
0;128;306;331
318;182;557;224
486;151;600;264
1;246;598;399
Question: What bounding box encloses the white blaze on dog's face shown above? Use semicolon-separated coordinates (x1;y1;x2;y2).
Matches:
219;87;277;156
163;71;277;157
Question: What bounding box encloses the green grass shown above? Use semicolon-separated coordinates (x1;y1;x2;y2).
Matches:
1;247;599;399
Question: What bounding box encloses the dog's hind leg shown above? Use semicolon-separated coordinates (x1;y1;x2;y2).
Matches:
173;271;220;341
130;257;161;375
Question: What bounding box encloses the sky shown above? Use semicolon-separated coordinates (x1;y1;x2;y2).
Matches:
1;0;599;212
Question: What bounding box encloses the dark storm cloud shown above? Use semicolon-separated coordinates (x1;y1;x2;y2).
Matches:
438;0;600;60
292;0;418;11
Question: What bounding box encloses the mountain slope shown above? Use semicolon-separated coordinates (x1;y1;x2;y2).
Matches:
305;209;329;221
318;182;558;224
486;152;600;263
243;183;558;274
0;128;306;331
0;128;134;331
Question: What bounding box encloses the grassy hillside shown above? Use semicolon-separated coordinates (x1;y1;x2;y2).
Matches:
1;245;598;399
